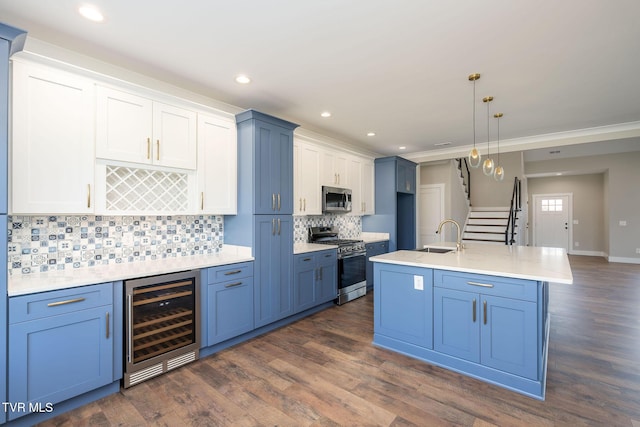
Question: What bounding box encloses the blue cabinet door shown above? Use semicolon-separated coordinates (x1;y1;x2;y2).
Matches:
8;306;113;420
253;120;294;215
365;241;389;288
374;264;433;348
434;288;539;380
396;158;416;194
293;254;317;313
206;277;254;346
316;251;338;304
433;287;480;362
481;295;538;380
254;215;293;327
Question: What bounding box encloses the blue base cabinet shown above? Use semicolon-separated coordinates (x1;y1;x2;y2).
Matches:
254;215;294;327
373;263;549;400
293;249;337;313
201;262;254;346
7;283;114;421
374;263;433;348
365;240;388;289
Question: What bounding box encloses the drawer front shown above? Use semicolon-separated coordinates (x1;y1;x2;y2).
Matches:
317;249;337;265
207;261;254;284
434;270;538;302
295;253;317;270
9;283;113;324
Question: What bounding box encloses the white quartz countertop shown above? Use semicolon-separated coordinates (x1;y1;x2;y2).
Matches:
370;242;573;284
8;246;254;297
294;242;338;254
360;232;390;243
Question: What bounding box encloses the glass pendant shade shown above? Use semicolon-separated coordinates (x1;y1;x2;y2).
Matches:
468;73;481;168
468;147;481;168
482;158;494;176
493;165;505;181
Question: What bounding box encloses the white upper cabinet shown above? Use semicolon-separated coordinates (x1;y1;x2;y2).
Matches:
96;86;197;170
293;140;321;215
348;156;374;215
321;149;349;188
11;60;95;214
197;113;237;214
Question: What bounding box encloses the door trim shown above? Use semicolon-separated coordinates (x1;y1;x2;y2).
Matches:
531;193;573;253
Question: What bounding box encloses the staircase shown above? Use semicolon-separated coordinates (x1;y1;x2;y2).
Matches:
463;207;516;245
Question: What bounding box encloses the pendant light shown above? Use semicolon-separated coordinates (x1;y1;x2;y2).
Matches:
482;96;494;176
493;112;505;181
467;73;481;168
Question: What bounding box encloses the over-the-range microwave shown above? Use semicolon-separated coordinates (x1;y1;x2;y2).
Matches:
322;186;352;214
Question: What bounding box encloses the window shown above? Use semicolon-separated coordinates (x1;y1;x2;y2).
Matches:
541;198;563;212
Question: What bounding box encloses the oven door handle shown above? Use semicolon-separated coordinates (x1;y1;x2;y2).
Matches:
340;252;366;259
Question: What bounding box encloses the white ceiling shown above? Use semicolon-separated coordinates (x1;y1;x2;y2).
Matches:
1;0;640;159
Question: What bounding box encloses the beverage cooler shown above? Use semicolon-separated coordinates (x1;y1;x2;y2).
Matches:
124;269;200;387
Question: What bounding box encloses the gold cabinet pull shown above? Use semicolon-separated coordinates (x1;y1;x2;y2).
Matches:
201;192;204;210
47;297;86;307
87;184;91;208
147;138;151;159
303;198;306;211
467;281;494;288
472;298;477;323
156;140;160;160
106;312;110;339
483;300;488;325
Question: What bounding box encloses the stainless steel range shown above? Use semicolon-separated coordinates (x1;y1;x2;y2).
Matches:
309;226;366;305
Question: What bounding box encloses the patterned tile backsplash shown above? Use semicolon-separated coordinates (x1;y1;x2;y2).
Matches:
293;214;361;243
8;215;224;275
8;214;362;275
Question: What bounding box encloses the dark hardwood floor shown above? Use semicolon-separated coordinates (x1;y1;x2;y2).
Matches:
37;255;640;426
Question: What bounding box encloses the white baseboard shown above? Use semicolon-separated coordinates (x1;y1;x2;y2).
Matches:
608;256;640;264
569;250;606;257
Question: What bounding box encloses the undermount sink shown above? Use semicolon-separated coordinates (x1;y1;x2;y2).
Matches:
416;247;454;254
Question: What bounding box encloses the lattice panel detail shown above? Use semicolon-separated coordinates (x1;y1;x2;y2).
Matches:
105;165;189;212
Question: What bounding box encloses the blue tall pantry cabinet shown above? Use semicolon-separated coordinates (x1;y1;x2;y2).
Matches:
362;156;417;252
1;23;26;426
225;110;299;328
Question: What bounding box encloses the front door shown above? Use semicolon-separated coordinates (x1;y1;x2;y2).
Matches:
532;194;571;251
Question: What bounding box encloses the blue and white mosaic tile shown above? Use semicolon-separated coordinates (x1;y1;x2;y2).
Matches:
8;215;224;275
294;215;361;243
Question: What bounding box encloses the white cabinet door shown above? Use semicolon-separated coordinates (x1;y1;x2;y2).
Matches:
196;114;237;214
11;61;94;214
293;140;321;215
349;156;363;215
348;155;375;215
321;149;348;187
95;86;152;165
361;158;375;215
96;86;196;169
153;102;197;169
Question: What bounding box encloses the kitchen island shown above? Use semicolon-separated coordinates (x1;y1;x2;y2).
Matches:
370;243;573;400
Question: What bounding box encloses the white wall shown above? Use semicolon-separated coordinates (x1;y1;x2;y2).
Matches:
525;151;640;262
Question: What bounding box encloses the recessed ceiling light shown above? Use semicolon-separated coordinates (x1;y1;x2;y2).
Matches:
367;132;376;137
235;74;251;84
321;111;331;118
78;5;104;22
549;150;561;154
434;142;452;147
399;146;406;150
